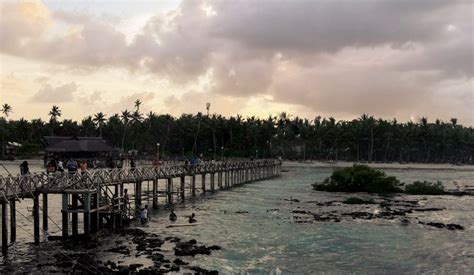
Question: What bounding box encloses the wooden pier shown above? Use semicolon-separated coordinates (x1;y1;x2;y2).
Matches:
0;159;281;255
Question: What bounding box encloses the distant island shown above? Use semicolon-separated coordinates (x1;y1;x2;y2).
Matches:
1;102;473;164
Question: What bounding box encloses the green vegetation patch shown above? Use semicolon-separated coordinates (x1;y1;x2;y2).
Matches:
404;181;445;195
312;164;403;194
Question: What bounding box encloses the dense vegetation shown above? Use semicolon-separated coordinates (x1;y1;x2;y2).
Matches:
1;102;473;163
312;165;403;194
313;165;447;195
404;181;445;195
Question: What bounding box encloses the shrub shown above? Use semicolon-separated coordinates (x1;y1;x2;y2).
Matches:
312;164;402;194
404;181;445;195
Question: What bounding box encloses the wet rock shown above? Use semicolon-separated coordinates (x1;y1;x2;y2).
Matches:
400;218;411;226
412;208;444;212
165;236;181;242
106;245;130;255
129;263;143;271
284;198;300;203
292;210;312;214
189;266;219;274
173;258;189;265
419;221;464;230
175;240;220;256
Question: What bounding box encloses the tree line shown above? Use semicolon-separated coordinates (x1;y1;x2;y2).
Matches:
1;102;473;164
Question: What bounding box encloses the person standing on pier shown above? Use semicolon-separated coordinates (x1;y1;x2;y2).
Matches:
20;161;30;175
57;159;64;172
66;158;78;173
46;159;57;174
79;160;88;174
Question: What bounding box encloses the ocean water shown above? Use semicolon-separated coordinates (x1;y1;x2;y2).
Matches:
1;163;474;273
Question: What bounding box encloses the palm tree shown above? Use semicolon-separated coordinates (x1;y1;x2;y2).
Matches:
134;99;142;111
93;112;106;137
48;105;61;136
120;109;131;151
1;103;12;157
1;104;12;117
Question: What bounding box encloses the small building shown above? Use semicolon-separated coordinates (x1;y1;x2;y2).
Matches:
42;136;117;160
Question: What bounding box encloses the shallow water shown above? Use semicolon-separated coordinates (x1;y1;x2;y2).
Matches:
2;163;474;273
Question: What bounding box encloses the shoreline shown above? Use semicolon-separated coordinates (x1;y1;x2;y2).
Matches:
283;160;474;171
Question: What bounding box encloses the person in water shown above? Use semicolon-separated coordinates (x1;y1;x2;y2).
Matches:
169;210;177;222
188;213;197;224
140;205;149;224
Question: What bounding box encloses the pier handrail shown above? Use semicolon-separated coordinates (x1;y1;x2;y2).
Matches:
0;159;281;201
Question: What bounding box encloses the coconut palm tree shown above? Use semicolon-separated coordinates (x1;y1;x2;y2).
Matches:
1;103;12;157
48;105;61;136
120;109;131;151
1;104;12;117
93;112;107;137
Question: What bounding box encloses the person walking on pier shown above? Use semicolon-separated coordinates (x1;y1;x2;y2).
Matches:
20;161;30;175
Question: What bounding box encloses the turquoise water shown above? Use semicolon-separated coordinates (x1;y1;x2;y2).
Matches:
2;164;474;273
149;166;474;273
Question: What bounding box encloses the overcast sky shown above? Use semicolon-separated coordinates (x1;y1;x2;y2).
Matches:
1;0;472;125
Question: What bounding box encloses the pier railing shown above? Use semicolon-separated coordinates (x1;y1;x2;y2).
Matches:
0;159;281;202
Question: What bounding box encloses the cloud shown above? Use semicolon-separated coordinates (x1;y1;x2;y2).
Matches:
1;0;473;124
31;82;77;103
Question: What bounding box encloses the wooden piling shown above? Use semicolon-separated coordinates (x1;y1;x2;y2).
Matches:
2;201;8;255
9;199;16;243
191;175;196;196
210;173;215;192
180;176;185;201
62;193;68;238
42;193;48;234
167;178;173;204
33;192;40;244
119;183;124;227
152;179;158;208
201;174;206;193
71;194;78;235
83;193;91;235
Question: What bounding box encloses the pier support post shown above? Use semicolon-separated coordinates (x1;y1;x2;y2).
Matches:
218;172;222;190
42;193;48;234
9;199;16;243
71;194;78;235
201;174;206;193
152;179;158;208
135;181;142;210
210;173;215;192
91;193;99;233
119;184;124;227
191;175;196;197
167;178;173;204
2;201;8;255
180;176;185;201
62;193;68;238
33;192;40;244
83;193;91;235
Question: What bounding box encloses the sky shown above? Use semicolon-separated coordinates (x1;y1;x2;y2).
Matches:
0;0;473;125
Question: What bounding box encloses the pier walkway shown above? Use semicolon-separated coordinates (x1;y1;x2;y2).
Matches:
0;159;281;254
